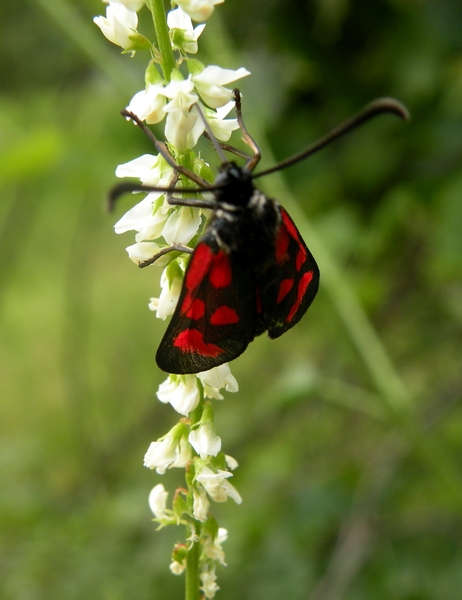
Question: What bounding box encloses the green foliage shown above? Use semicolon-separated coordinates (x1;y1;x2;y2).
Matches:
1;0;461;599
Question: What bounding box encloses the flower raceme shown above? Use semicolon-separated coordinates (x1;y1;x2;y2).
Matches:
95;1;248;595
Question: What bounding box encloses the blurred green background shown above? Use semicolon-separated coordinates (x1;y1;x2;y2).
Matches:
1;0;462;598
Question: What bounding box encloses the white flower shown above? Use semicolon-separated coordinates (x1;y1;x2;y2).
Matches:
162;206;202;246
103;0;145;11
193;487;210;522
205;101;239;141
200;566;220;599
127;84;166;124
148;483;168;517
170;559;187;575
170;434;194;468
197;363;238;399
157;375;200;416
161;77;202;150
224;454;239;471
150;267;183;319
204;528;227;565
143;424;186;473
192;65;250;108
168;7;206;54
115;153;172;186
94;3;139;50
189;421;221;459
113;154;174;241
175;0;224;22
114;194;169;241
195;466;242;504
126;241;166;266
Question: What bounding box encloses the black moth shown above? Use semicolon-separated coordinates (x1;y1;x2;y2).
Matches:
111;90;408;374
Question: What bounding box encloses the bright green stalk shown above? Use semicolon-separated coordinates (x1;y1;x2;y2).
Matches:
185;528;201;600
147;0;175;80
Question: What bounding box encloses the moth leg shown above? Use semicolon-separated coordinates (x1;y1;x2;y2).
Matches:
203;131;252;161
122;110;212;188
139;243;193;268
166;194;214;209
232;89;261;172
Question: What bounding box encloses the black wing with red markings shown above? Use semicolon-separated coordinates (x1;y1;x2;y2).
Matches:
156;232;258;374
255;206;319;339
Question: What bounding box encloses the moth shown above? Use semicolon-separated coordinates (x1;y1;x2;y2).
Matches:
111;91;408;374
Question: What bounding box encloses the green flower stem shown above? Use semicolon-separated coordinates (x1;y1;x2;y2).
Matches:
147;0;175;80
185;526;201;600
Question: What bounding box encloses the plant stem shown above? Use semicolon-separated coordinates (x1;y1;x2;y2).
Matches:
185;526;201;600
147;0;175;80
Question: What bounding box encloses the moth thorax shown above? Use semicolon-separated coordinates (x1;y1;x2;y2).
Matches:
214;164;254;208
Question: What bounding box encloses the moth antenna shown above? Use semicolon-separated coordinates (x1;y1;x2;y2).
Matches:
233;89;261;171
253;97;409;179
193;103;228;164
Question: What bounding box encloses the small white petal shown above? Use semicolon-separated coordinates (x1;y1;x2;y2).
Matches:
154;270;183;319
196;466;242;504
127;85;166;124
126;241;162;265
193;488;210;522
103;0;145;11
143;437;177;472
189;422;221;459
192;66;250;108
175;0;224;22
148;484;168;517
94;4;138;49
162;207;202;245
170;560;187;575
157;375;200;416
197;364;239;398
224;454;239;470
200;567;220;599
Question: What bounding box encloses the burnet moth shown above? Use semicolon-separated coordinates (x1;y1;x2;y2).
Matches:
111;90;408;374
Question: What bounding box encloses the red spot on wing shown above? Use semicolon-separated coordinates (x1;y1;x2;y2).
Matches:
184;298;205;320
277;278;294;303
185;244;214;291
287;271;314;322
209;251;232;288
275;224;290;263
296;248;307;272
281;209;300;241
173;329;225;357
210;305;239;325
